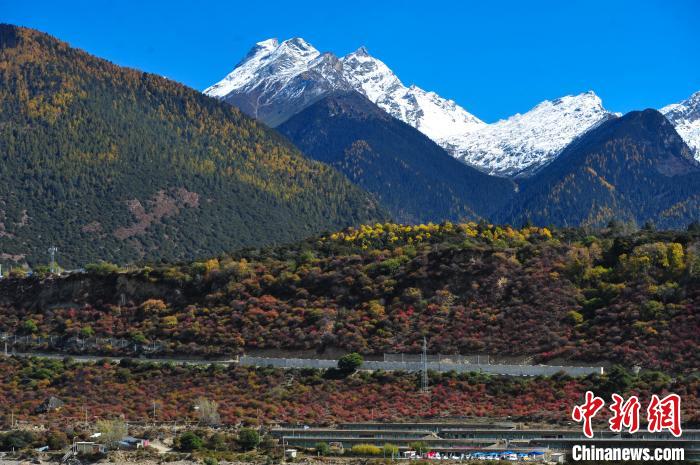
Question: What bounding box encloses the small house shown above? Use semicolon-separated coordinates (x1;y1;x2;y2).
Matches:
549;452;566;463
73;442;107;454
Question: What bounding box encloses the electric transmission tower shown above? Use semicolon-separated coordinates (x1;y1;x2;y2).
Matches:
48;246;58;273
421;336;429;392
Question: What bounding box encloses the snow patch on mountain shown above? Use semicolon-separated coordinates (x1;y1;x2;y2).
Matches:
661;91;700;161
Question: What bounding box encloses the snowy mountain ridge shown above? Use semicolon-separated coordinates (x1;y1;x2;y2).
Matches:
204;38;485;140
661;91;700;159
204;38;354;126
339;47;486;141
441;91;619;177
205;38;700;177
204;38;318;98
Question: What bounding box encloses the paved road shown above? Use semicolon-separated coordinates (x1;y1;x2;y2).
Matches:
1;351;604;377
1;350;237;365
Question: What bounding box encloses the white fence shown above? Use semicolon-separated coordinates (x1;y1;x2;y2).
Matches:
0;332;163;354
239;356;604;377
385;353;493;364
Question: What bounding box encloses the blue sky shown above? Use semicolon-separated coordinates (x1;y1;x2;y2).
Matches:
3;0;699;122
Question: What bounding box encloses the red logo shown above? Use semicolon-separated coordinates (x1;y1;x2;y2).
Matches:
609;394;641;434
572;392;682;438
647;394;682;437
572;391;605;438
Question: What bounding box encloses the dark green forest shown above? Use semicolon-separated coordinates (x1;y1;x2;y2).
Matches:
278;92;515;223
0;25;384;268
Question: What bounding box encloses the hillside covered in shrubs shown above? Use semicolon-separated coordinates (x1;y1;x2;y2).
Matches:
0;222;698;372
1;357;697;426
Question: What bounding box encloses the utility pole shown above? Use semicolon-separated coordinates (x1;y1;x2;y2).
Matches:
48;246;58;274
421;337;429;393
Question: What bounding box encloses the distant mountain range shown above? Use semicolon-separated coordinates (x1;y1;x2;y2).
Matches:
0;25;384;267
1;26;699;268
206;37;700;177
500;109;700;229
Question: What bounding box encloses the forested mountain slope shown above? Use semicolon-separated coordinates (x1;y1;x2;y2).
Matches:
503;110;700;228
0;25;384;267
278;92;515;223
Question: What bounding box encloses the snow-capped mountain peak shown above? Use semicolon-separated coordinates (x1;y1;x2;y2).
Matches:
203;37;319;99
661;90;700;118
242;38;279;63
542;90;603;112
353;45;370;57
205;37;484;139
271;37;319;67
440;91;617;177
205;37;354;126
252;38;279;53
661;91;700;159
340;48;485;141
340;47;404;102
